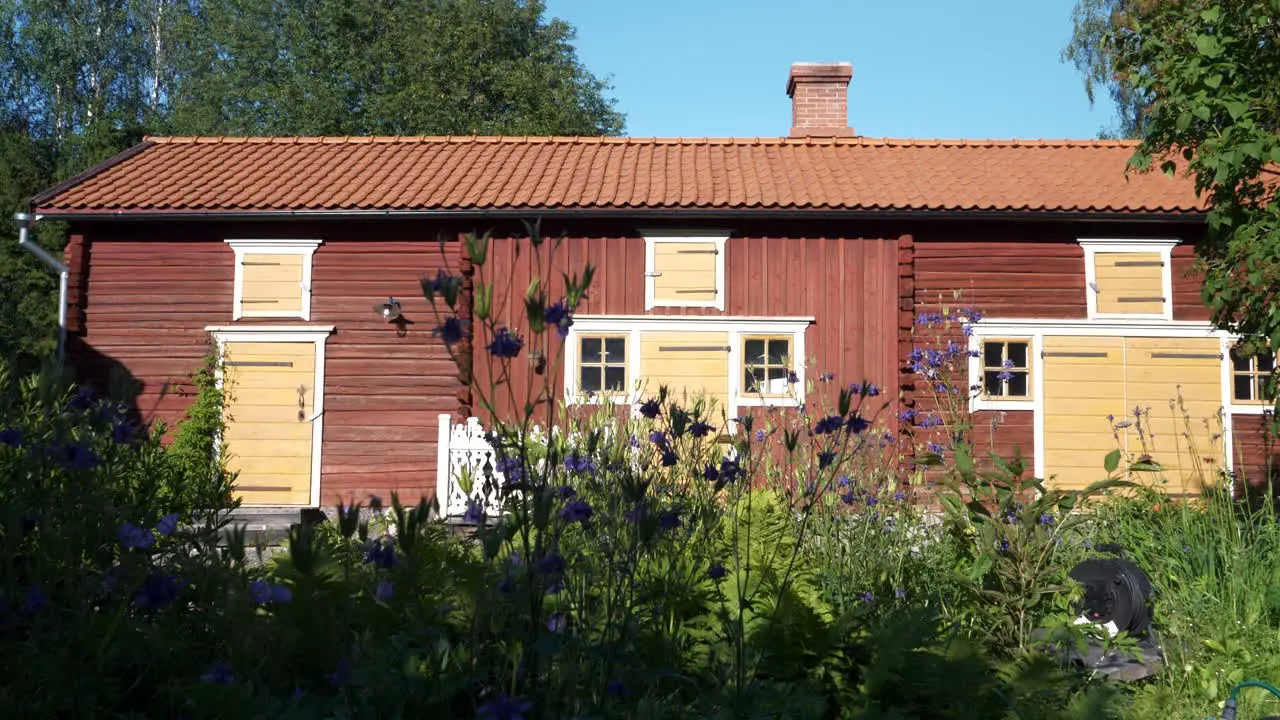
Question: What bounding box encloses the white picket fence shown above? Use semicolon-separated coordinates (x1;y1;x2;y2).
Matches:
435;414;508;518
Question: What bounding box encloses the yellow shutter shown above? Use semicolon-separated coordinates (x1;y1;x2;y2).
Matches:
1124;337;1224;494
221;342;316;505
652;242;719;305
241;253;305;314
1094;252;1165;315
1042;336;1128;491
638;331;730;409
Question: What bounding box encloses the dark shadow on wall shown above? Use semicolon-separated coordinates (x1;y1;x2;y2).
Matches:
67;336;148;431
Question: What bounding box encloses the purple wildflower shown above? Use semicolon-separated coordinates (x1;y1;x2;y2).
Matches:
155;513;179;537
118;522;155;550
133;572;186;610
661;449;678;467
859;591;875;604
478;694;533;720
893;491;906;502
486;327;523;358
50;443;98;471
817;451;836;469
845;413;870;433
436;316;467;345
200;661;235;685
638;398;661;419
364;538;398;569
375;579;394;602
708;562;727;580
0;428;22;447
547;612;567;633
689;420;715;438
787;371;799;384
559;498;594;524
813;415;843;435
755;429;766;442
68;386;94;411
543;300;573;338
895;587;907;600
462;499;485;525
657;509;681;531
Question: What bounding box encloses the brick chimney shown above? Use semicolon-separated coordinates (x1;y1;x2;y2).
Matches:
786;62;854;137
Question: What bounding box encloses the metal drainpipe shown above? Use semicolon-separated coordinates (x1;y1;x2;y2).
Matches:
13;212;69;363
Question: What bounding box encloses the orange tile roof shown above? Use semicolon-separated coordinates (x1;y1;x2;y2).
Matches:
32;135;1208;215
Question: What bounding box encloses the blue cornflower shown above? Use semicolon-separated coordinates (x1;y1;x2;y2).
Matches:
927;442;945;454
543;300;573;338
1038;512;1055;526
638;398;661;418
899;408;917;423
703;463;719;482
841;490;857;505
895;587;907;600
865;495;878;507
837;474;850;487
559;498;594;524
462;499;485;524
755;429;766;442
661;449;678;467
894;490;906;502
536;552;566;576
200;661;235;685
364;538;398;569
649;430;667;446
23;587;47;614
118;522;155;550
708;562;727;580
657;509;681;531
813;415;843;435
134;572;186;610
0;428;22;447
859;591;875;604
817;451;836;469
486;327;523;358
845;413;870;434
478;693;533;720
375;579;394;602
690;420;715;438
547;613;567;633
436;316;467;345
50;443;98;471
327;658;350;688
68;386;94;411
607;680;631;697
564;454;595;474
155;513;179;537
718;456;742;484
110;421;137;444
998;539;1011;552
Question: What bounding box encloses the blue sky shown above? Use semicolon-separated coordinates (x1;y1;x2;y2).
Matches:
543;0;1118;140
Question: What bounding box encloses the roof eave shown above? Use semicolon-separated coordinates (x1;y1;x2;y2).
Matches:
26;140;157;211
31;207;1208;224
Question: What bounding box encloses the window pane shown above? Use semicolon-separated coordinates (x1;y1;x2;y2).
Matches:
1260;376;1275;402
984;371;1003;396
1234;374;1253;401
983;342;1004;368
604;337;626;363
766;367;789;394
581;337;602;364
1007;371;1028;396
767;339;789;365
1007;342;1028;368
1260;355;1276;373
1233;353;1252;372
744;339;766;366
604;366;626;392
580;366;602;393
745;368;765;392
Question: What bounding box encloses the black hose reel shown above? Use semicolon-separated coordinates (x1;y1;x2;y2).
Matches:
1061;545;1163;681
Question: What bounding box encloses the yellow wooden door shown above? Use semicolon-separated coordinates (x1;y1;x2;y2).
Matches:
638;332;730;411
1042;336;1128;491
221;342;316;505
1124;337;1224;494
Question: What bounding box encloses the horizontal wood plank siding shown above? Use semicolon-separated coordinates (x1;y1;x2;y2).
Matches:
71;222;463;509
1171;243;1211;321
479;224;899;424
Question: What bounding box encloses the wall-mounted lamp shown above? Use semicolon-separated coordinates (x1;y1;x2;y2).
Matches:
374;297;403;322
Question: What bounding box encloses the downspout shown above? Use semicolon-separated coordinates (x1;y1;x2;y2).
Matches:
13;212;69;362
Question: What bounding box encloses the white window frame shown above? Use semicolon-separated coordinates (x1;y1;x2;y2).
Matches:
968;335;1038;411
225;238;323;320
563;315;812;428
1225;345;1278;415
1078;238;1178;321
966;318;1233;482
205;324;334;507
642;231;729;311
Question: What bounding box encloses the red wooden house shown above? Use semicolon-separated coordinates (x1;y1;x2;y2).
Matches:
21;61;1275;516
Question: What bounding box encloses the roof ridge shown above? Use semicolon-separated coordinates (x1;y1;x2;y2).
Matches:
141;134;1142;148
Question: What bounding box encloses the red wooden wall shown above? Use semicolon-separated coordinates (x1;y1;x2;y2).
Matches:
69;221;464;508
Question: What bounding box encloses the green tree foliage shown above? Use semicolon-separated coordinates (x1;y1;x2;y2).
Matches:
0;0;623;369
1110;1;1280;403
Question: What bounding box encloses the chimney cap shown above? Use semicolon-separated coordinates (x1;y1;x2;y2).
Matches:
786;61;853;97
